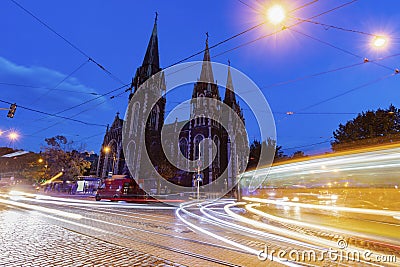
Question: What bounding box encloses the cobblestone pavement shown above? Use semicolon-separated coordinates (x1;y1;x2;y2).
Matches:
0;207;185;267
0;196;269;267
2;192;397;267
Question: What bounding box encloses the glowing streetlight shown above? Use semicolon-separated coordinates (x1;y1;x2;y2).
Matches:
267;4;286;25
8;132;19;141
103;146;111;153
38;158;44;163
372;35;387;48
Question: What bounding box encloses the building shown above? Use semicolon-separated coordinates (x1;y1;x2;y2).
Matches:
97;16;246;192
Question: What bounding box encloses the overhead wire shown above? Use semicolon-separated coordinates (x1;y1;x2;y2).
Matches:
212;0;359;59
29;59;90;105
0;82;102;96
11;0;371;150
0;99;106;127
289;28;395;72
10;0;125;85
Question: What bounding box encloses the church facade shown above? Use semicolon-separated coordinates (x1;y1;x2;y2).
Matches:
97;17;247;191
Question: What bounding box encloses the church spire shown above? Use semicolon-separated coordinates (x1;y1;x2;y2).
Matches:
142;12;160;71
131;13;161;96
199;33;214;83
224;60;236;106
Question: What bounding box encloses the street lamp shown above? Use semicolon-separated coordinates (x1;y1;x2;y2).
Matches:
372;35;387;49
103;146;111;153
267;4;286;25
8;131;19;141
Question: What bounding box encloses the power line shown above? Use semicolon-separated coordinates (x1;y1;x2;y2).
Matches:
29;59;90;105
10;0;125;85
293;17;400;39
284;139;332;151
289;28;395;72
28;98;110;136
299;73;397;111
166;0;320;68
274;112;359;115
212;0;359;59
0;98;106;127
9;0;359;141
236;0;259;13
0;82;101;96
26;83;129;127
165;22;266;68
259;52;400;90
53;84;129;115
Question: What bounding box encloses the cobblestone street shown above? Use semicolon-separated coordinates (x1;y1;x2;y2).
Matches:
0;207;184;267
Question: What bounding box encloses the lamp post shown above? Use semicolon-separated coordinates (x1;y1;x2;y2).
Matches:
197;142;202;202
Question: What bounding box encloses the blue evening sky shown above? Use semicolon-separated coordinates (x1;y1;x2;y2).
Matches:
1;0;399;155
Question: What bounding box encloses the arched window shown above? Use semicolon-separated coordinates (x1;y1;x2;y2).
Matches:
194;134;204;161
179;138;188;159
131;102;140;135
126;141;136;170
213;136;220;166
150;105;160;130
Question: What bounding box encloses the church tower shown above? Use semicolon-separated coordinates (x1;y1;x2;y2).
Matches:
222;61;245;191
187;35;225;186
124;14;166;181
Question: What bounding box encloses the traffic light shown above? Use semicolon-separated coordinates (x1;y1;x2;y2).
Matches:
7;103;17;118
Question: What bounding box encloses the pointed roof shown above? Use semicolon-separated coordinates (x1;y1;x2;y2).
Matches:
131;14;162;97
111;112;123;129
142;14;160;71
223;61;245;124
199;34;214;83
224;60;236;106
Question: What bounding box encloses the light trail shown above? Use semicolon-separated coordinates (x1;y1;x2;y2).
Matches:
243;197;400;217
176;202;302;266
244;203;400;247
0;198;82;220
199;202;321;249
1;192;175;210
223;202;339;249
242;144;400;187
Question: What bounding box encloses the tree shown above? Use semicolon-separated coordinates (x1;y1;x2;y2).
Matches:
246;138;288;170
0;147;44;183
331;104;400;151
291;150;307;159
41;136;91;181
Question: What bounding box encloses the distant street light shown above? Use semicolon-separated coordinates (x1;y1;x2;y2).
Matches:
267;4;286;25
103;146;111;153
372;35;387;48
8;131;19;141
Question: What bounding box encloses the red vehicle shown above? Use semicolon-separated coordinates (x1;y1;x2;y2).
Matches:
95;175;147;202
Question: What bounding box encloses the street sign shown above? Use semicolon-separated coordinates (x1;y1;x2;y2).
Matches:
108;171;113;178
196;174;203;182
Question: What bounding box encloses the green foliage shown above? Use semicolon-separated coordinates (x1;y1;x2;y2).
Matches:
41;136;91;181
332;104;400;151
